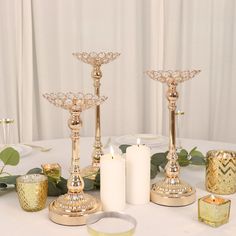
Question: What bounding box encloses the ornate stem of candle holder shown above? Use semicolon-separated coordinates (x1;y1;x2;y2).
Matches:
73;52;120;179
146;70;200;206
43;92;107;225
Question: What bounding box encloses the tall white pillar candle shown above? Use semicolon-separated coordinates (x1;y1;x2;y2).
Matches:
126;140;151;204
100;149;126;211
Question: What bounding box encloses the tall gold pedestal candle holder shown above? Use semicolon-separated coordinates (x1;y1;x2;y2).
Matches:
146;70;200;206
43;92;107;225
73;52;120;180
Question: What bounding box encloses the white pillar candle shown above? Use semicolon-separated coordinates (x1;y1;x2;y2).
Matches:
100;147;126;211
126;139;151;204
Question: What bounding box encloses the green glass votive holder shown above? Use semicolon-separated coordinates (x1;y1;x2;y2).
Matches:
198;194;231;227
41;163;61;183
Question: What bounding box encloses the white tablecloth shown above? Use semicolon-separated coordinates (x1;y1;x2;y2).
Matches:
0;137;236;236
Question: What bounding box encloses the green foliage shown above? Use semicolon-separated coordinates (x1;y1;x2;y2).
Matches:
0;144;206;196
118;145;205;179
27;168;42;175
119;145;131;154
0;147;20;166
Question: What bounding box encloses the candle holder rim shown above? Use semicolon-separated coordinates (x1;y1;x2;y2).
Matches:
206;150;236;158
72;51;121;66
16;174;48;184
199;194;231;203
86;211;137;235
42;92;108;111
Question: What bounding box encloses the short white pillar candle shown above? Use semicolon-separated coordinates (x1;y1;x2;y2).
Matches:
126;139;151;204
100;147;126;211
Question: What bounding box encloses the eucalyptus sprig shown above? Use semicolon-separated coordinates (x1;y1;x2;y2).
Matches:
0;146;97;196
0;166;97;196
119;145;205;179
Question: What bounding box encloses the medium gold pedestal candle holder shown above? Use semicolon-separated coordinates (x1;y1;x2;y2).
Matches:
146;70;200;206
43;92;107;225
73;52;120;180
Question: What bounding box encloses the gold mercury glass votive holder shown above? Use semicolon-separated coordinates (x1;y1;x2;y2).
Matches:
41;163;61;183
198;194;231;227
16;174;48;212
206;150;236;194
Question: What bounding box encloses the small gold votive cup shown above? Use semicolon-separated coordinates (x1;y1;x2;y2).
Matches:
41;163;61;182
16;174;48;212
198;194;231;227
206;150;236;194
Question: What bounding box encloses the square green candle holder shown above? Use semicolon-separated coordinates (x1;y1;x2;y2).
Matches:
198;194;231;227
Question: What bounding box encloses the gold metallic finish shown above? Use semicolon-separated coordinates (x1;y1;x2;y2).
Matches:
0;118;14;124
73;52;120;180
42;163;61;183
43;92;107;225
175;111;185;115
146;70;201;206
198;195;231;227
16;174;48;212
206;150;236;194
86;212;137;236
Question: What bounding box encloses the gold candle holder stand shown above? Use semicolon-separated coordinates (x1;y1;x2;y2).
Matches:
146;70;200;206
73;52;120;180
43;92;107;226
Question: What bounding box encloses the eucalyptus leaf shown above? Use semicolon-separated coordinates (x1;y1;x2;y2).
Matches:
151;164;158;179
0;147;20;166
151;153;167;166
189;146;197;155
190;150;205;158
160;159;168;169
119;145;131;154
189;156;206;165
178;155;190;166
0;175;19;185
48;181;62;196
94;171;100;188
83;178;95;191
178;149;188;158
27;168;42;175
56;177;68;194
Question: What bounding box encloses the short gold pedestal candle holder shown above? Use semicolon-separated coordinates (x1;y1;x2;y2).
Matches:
43;92;107;225
198;194;231;227
146;70;200;206
206;150;236;194
73;52;120;180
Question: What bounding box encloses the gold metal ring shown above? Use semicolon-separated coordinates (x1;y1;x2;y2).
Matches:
86;211;137;236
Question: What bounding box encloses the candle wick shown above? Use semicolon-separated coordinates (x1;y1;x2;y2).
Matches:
112;155;114;159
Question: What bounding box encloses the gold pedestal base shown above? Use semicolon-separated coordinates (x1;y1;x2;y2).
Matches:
49;193;101;226
81;165;100;181
151;179;196;206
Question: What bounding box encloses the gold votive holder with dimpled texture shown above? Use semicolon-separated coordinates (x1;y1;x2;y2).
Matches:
16;174;48;212
198;194;231;227
206;150;236;194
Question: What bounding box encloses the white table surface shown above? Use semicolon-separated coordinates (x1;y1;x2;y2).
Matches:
0;137;236;236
